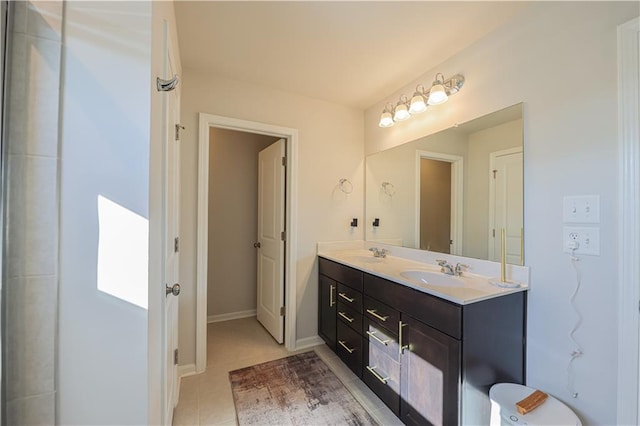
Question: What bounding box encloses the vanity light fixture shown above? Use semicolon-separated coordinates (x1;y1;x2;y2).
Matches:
393;96;411;122
378;72;465;128
378;103;395;127
409;85;428;114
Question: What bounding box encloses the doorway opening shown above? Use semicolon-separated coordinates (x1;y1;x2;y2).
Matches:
415;151;463;256
195;113;298;373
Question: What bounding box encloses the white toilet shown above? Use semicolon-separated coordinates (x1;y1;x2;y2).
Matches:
489;383;582;426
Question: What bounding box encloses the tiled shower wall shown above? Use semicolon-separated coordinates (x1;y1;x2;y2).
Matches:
4;1;62;424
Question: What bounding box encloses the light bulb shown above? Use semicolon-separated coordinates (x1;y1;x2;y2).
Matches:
379;111;394;127
394;103;410;121
409;93;427;114
428;83;448;105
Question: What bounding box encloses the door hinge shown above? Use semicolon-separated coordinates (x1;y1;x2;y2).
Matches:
175;124;185;141
174;348;179;365
174;237;179;253
281;231;286;241
492;169;498;179
492;229;495;238
280;306;286;317
282;156;286;167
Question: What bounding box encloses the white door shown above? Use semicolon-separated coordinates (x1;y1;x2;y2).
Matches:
256;139;285;343
488;148;523;264
162;27;180;425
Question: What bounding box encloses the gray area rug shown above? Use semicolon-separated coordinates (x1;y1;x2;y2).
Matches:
229;351;377;425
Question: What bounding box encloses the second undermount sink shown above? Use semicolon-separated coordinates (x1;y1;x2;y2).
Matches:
400;270;464;287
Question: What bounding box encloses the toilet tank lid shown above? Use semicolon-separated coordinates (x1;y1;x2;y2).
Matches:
490;383;582;425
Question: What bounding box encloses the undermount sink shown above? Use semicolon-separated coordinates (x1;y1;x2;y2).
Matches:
342;255;384;264
400;270;464;287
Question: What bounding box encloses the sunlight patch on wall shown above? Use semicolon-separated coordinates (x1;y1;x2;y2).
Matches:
97;195;148;309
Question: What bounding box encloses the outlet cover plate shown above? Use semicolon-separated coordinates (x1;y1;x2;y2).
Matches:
563;226;600;255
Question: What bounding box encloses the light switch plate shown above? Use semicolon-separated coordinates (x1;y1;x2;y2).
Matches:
563;195;600;223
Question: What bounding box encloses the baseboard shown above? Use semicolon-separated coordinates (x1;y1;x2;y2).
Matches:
295;335;324;350
207;309;256;323
178;363;197;378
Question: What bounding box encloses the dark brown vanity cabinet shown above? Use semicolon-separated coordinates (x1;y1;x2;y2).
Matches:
318;257;526;425
319;258;365;377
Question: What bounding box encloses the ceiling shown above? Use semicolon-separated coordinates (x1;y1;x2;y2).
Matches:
174;2;529;110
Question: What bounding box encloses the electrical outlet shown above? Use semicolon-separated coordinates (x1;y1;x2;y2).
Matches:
563;195;600;223
563;226;600;255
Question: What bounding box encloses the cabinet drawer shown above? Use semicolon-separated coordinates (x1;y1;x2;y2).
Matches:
364;318;400;362
337;321;362;378
337;283;362;312
365;273;462;339
363;335;401;415
364;296;399;336
319;258;363;292
337;302;363;335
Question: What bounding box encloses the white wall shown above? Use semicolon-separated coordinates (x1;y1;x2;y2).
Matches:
207;128;277;317
364;2;639;424
58;1;182;424
179;69;364;364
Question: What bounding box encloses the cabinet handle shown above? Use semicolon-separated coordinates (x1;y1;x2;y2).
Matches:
399;320;408;355
338;292;355;303
366;309;389;322
329;284;335;307
338;311;355;323
338;340;355;354
366;366;389;384
366;330;390;346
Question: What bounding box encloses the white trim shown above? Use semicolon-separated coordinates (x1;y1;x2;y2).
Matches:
196;113;299;374
207;310;256;324
178;364;197;378
617;16;640;426
414;151;464;255
296;335;325;350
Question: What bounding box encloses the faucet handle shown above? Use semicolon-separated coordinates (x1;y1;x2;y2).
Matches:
436;259;448;266
455;263;469;276
369;247;377;253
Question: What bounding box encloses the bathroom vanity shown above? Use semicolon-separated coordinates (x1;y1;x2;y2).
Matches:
318;252;527;425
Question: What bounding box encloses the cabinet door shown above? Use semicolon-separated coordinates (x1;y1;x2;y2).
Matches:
400;316;460;426
318;274;337;350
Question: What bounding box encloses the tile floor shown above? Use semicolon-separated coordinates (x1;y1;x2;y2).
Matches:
172;317;401;425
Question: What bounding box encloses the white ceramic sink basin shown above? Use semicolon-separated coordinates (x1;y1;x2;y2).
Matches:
400;270;464;287
342;255;384;264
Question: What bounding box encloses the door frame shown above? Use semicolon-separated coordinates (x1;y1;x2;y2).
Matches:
487;147;523;262
196;113;298;373
414;150;463;255
617;16;639;426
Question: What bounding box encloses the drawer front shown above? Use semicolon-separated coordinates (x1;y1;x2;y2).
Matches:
364;273;462;339
337;321;363;378
363;336;401;415
364;296;399;337
364;318;400;362
319;257;363;292
337;283;362;312
337;301;363;335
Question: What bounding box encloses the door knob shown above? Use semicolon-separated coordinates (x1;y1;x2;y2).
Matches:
166;283;181;297
254;242;261;248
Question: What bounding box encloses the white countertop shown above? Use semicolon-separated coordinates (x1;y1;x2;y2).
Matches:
318;248;528;305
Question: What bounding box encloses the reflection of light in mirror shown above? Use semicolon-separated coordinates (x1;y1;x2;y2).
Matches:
97;195;148;309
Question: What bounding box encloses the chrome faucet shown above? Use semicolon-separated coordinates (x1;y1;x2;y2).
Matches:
436;259;455;275
369;247;389;258
436;260;469;276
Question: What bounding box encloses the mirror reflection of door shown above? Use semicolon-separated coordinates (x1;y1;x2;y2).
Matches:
420;158;452;253
488;148;523;264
